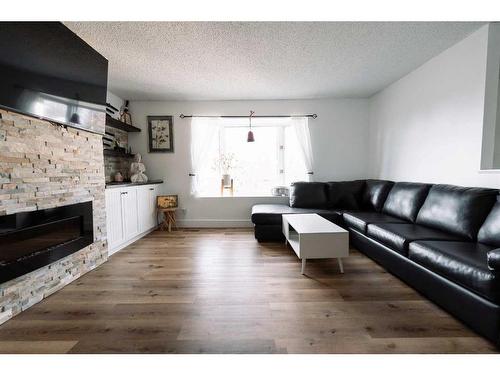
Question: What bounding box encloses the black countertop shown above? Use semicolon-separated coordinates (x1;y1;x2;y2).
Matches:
105;179;164;189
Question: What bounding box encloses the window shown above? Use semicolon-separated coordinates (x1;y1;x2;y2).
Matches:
192;117;311;197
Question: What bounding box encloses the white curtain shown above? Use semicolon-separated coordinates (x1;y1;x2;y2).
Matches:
291;117;314;182
190;117;220;195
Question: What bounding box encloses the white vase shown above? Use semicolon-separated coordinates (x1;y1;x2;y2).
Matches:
222;174;231;187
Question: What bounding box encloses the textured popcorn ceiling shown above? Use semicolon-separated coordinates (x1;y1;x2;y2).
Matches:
66;22;484;101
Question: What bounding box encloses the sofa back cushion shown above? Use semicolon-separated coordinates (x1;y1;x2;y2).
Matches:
289;182;328;208
416;185;498;240
478;200;500;247
361;180;394;212
326;180;365;210
382;182;432;222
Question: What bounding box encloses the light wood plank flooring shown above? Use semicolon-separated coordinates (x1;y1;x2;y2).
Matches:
0;228;497;353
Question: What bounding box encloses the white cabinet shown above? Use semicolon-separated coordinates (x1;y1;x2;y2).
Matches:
105;188;124;251
137;185;158;233
121;186;139;239
105;183;160;255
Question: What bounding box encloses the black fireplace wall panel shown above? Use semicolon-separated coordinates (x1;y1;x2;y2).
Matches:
0;201;93;283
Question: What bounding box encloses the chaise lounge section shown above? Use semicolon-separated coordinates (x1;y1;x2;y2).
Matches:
251;180;500;345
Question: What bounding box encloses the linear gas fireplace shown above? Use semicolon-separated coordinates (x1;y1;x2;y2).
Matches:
0;201;93;283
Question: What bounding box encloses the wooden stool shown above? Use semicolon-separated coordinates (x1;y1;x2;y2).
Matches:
220;178;234;196
158;207;177;232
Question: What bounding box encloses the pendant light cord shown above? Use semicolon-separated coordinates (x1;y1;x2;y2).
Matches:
249;110;254;129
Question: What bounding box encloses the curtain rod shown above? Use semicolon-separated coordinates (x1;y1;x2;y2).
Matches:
179;114;317;119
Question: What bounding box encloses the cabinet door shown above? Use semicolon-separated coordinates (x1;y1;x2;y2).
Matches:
138;185;158;233
121;187;139;240
137;185;151;233
148;185;159;229
105;189;125;252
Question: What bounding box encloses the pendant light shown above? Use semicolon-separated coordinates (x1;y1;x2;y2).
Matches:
247;110;255;142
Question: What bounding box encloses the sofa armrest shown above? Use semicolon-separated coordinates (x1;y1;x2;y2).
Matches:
487;249;500;271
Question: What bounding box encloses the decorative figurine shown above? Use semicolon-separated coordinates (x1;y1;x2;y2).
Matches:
120;100;133;125
130;153;148;183
114;171;124;182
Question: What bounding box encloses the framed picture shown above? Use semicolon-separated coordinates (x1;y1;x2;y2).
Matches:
157;194;178;208
148;115;174;153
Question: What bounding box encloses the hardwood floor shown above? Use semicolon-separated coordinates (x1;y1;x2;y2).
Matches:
0;228;497;354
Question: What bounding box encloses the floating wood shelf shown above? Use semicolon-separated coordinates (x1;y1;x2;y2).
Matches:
103;149;136;158
105;114;141;133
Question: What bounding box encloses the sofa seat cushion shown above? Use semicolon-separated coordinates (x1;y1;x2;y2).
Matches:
409;241;499;303
343;211;406;233
251;204;342;225
366;223;463;256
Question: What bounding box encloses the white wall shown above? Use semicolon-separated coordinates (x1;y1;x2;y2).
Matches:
129;98;369;226
106;91;124;119
369;24;500;188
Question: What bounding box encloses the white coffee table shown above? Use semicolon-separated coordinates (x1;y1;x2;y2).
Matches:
282;213;349;275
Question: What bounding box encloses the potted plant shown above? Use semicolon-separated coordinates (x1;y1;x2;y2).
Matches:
214;153;237;187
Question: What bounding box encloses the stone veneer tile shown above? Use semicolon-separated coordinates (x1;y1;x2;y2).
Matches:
0;109;108;325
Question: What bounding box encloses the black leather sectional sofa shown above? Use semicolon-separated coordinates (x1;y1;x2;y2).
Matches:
251;180;500;345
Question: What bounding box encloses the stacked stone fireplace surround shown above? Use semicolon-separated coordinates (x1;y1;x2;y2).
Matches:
0;109;108;325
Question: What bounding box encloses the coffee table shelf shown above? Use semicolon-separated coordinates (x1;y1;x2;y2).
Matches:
282;213;349;275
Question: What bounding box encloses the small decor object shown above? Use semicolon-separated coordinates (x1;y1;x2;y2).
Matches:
130;153;148;183
271;186;289;197
222;174;231;187
157;194;178;209
247;110;255;142
212;153;237;196
69;112;80;125
157;195;178;232
120;100;132;125
213;153;237;188
114;171;124;182
148;115;174;152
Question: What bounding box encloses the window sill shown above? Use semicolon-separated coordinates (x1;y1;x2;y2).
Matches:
196;194;288;199
478;169;500;173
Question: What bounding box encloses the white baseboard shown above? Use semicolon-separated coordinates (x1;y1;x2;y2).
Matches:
108;226;157;256
177;219;253;228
